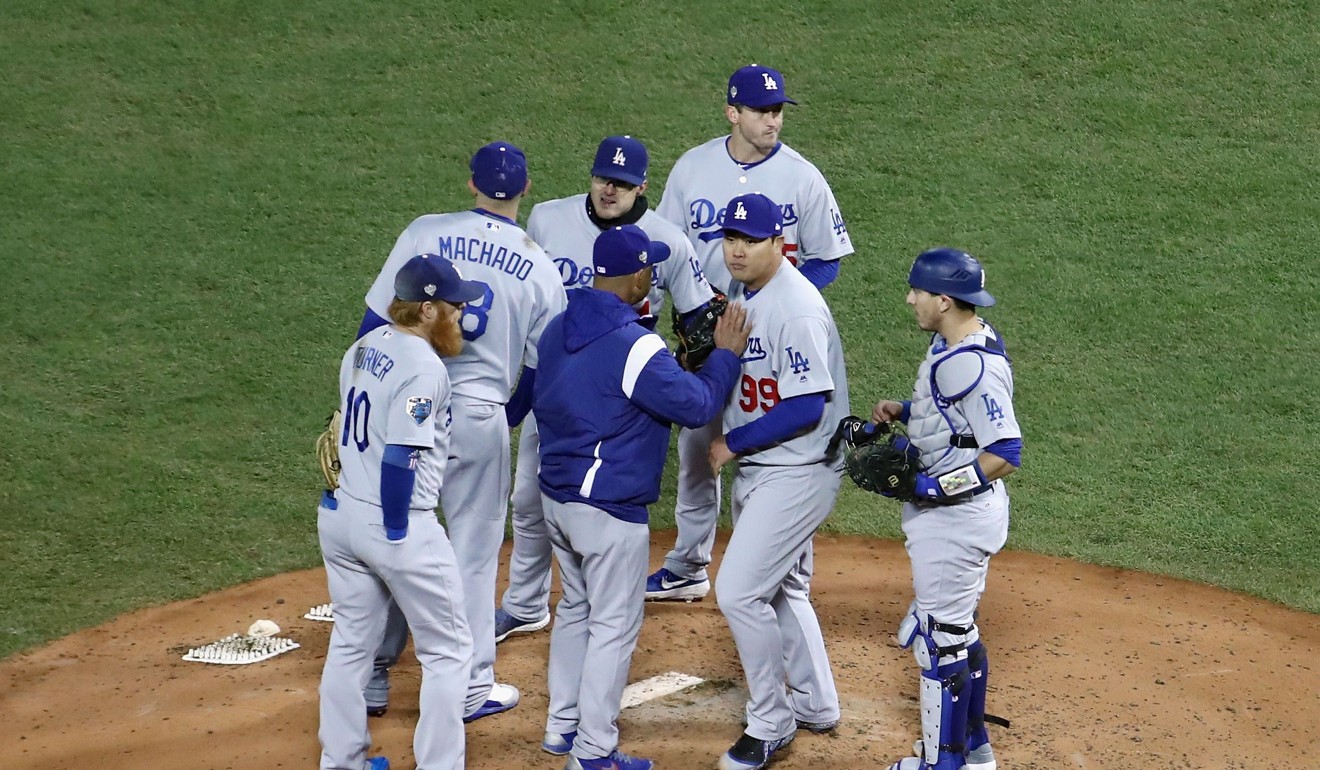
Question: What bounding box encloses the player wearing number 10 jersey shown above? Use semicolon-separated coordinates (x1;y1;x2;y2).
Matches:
360;141;567;720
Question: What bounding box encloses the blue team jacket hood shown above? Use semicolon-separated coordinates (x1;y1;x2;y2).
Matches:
563;288;642;352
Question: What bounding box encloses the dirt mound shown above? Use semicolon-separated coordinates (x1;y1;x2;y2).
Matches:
3;533;1316;769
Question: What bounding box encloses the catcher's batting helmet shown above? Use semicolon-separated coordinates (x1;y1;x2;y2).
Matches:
908;247;996;307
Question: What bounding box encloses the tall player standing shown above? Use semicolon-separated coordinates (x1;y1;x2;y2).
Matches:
706;194;850;770
318;254;484;770
647;64;855;601
359;142;568;720
495;135;718;641
869;248;1021;770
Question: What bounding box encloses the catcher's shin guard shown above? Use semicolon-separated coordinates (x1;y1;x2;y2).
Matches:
890;616;975;770
960;639;997;770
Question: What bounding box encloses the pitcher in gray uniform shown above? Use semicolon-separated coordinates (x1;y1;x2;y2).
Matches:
869;247;1022;770
705;193;850;770
318;254;484;770
533;224;750;770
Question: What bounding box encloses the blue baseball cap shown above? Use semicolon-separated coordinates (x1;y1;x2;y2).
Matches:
721;193;784;239
727;64;797;108
394;254;486;304
591;135;649;186
593;224;672;277
470;141;528;200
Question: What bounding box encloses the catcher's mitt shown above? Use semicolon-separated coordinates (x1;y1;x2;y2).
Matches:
316;410;343;490
671;292;728;372
839;418;923;500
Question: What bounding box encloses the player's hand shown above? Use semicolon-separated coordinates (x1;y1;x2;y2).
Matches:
708;435;737;474
713;302;751;356
872;400;906;424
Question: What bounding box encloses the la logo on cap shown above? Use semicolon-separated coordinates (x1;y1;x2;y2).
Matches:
733;201;748;220
613;147;626;166
762;72;777;90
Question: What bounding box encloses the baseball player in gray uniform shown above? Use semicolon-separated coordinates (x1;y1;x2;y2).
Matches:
318;254;484;770
358;142;567;719
534;224;750;770
648;64;855;602
869;248;1021;770
705;193;849;770
496;135;718;641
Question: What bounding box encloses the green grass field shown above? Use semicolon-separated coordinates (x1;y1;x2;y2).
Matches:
3;0;1318;658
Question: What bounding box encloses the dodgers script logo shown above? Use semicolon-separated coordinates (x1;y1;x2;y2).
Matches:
555;257;594;288
741;336;768;363
689;199;799;242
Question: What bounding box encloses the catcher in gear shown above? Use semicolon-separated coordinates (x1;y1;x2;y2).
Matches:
870;247;1022;770
672;292;728;371
830;417;921;500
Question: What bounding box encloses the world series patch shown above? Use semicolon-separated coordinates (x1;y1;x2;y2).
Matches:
406;397;433;425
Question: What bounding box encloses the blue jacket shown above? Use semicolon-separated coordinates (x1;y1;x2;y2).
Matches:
535;288;740;523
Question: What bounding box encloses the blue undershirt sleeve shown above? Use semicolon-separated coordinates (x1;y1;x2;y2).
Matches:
797;258;841;290
984;437;1022;467
357;307;390;340
725;393;827;454
381;444;421;540
505;367;536;427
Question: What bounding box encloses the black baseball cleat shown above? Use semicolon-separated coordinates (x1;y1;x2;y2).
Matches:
366;704;388;718
718;731;795;770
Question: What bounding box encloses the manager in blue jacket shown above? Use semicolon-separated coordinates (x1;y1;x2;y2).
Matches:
533;224;750;770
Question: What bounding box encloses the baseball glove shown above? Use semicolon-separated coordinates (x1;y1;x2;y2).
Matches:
672;292;728;372
316;410;342;490
839;419;923;500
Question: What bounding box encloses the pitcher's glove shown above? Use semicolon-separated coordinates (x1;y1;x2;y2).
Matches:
316;410;343;490
838;419;923;500
672;292;728;372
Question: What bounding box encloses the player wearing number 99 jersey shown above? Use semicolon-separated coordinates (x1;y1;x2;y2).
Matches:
705;193;849;770
358;141;567;720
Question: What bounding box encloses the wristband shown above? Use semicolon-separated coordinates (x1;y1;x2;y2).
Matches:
935;462;988;496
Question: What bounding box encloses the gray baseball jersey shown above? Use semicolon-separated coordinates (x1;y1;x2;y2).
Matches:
657;138;853;294
722;263;850;466
336;326;452;508
526;194;716;315
365;209;567;403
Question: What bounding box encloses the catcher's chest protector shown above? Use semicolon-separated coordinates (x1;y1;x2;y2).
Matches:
908;331;1009;475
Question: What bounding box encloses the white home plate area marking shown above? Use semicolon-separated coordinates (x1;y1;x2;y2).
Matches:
620;672;705;709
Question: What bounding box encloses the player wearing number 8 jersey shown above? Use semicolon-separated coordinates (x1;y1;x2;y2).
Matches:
706;193;850;770
359;141;567;720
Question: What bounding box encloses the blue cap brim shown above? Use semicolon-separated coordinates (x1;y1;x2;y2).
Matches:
591;165;646;186
446;279;487;304
646;242;671;265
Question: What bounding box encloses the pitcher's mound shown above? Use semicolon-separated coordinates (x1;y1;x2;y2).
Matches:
2;533;1317;769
